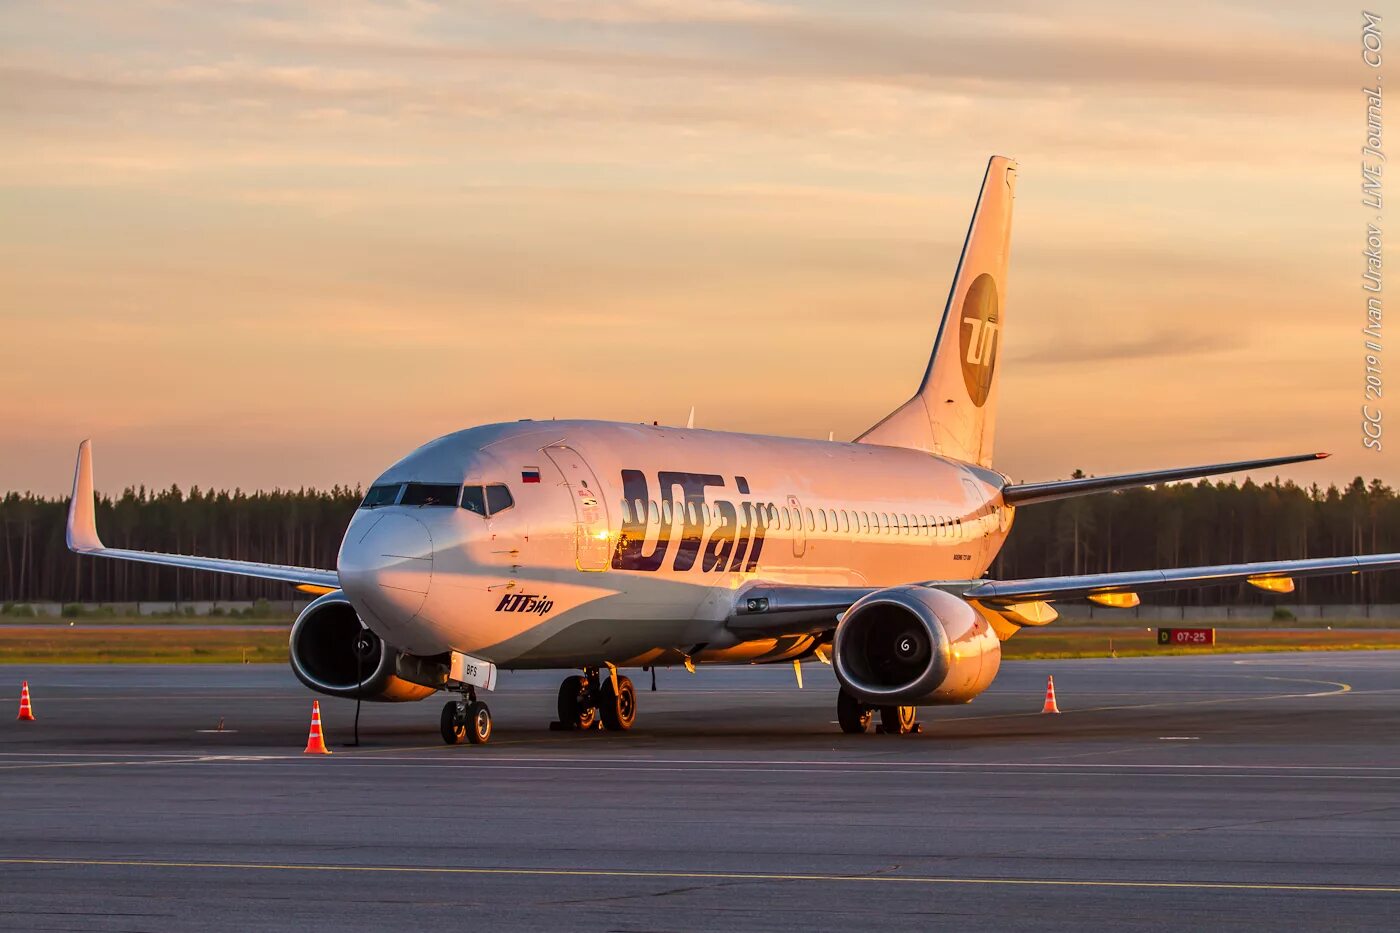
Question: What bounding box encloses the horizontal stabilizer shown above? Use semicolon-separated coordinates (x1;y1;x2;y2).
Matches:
66;440;340;589
1002;452;1328;507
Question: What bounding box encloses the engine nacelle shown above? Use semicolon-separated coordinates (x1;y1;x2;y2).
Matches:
289;592;445;702
833;585;1001;706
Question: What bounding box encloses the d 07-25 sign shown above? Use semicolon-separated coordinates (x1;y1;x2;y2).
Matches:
1157;627;1215;646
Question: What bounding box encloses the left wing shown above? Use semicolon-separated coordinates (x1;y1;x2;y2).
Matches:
963;554;1400;604
66;440;340;590
727;553;1400;640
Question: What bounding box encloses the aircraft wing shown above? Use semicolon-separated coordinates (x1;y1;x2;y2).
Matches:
726;553;1400;639
963;554;1400;604
1002;452;1327;507
65;440;340;590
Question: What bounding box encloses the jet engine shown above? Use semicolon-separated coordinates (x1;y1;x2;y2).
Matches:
289;591;445;702
832;585;1000;706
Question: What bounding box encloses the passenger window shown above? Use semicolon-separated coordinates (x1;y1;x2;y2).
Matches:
360;484;402;508
461;486;487;515
485;484;514;515
633;499;645;522
648;501;660;524
768;504;780;525
781;507;792;530
805;507;815;530
661;501;673;524
402;483;460;507
687;502;698;525
701;503;711;526
840;510;850;533
620;500;632;523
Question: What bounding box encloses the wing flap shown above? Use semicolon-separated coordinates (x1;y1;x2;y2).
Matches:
65;440;340;590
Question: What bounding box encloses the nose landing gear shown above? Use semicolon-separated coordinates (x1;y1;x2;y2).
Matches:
440;686;493;745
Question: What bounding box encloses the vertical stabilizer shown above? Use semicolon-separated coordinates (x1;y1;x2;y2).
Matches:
856;156;1017;466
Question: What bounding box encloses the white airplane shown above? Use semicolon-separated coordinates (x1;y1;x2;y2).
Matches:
65;156;1400;745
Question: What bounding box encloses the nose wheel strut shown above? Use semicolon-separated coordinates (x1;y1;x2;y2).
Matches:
440;686;492;746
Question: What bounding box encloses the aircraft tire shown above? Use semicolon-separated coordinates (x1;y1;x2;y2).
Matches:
440;701;467;745
557;675;598;730
879;705;917;735
466;701;493;745
837;689;873;734
599;675;637;731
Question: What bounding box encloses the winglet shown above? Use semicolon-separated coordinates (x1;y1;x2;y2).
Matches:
66;439;104;553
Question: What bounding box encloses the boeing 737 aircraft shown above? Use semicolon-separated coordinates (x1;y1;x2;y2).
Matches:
65;156;1400;744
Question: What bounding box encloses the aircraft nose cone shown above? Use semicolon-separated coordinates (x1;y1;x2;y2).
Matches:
339;513;434;639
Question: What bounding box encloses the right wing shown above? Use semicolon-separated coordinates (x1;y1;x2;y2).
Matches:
1002;452;1328;507
66;440;340;590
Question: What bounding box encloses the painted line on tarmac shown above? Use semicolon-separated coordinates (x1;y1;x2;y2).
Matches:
3;751;1400;773
0;856;1395;896
0;755;1384;782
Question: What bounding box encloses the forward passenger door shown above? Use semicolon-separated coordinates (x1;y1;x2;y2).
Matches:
544;446;612;572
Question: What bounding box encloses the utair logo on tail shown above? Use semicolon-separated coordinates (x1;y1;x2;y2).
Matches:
959;272;1000;407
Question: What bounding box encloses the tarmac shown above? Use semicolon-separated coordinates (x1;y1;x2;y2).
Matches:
1;652;1398;931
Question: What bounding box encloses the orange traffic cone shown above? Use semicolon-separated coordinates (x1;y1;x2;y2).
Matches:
16;681;35;721
1041;675;1061;715
303;700;331;754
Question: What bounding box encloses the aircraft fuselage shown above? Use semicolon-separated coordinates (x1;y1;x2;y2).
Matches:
337;419;1014;668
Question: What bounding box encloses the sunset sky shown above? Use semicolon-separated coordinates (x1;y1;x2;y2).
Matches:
1;1;1389;495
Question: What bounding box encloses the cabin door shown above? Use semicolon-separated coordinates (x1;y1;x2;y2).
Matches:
544;446;612;572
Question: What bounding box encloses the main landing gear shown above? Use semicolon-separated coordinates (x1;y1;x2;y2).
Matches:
441;686;492;746
552;668;637;733
837;688;920;736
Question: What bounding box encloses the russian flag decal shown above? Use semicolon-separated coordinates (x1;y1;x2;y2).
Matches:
522;467;541;484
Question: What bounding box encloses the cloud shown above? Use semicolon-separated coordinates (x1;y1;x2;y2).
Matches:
1009;329;1245;365
491;0;795;24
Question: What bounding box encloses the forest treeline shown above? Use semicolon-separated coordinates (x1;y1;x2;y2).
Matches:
0;476;1396;605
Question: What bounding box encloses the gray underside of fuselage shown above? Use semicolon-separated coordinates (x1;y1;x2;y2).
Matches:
489;614;817;670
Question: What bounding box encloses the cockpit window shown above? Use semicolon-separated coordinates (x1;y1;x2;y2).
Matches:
485;484;514;515
360;484;402;508
461;485;487;515
460;483;514;517
400;483;461;507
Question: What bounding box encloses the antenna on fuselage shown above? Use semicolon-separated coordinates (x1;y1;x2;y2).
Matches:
686;406;695;429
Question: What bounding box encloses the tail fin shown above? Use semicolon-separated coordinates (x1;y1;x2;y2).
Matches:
856;155;1017;466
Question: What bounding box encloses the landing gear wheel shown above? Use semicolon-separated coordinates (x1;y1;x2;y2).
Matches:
466;701;493;745
557;675;598;730
440;701;467;745
879;705;917;735
837;689;873;734
599;675;637;731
